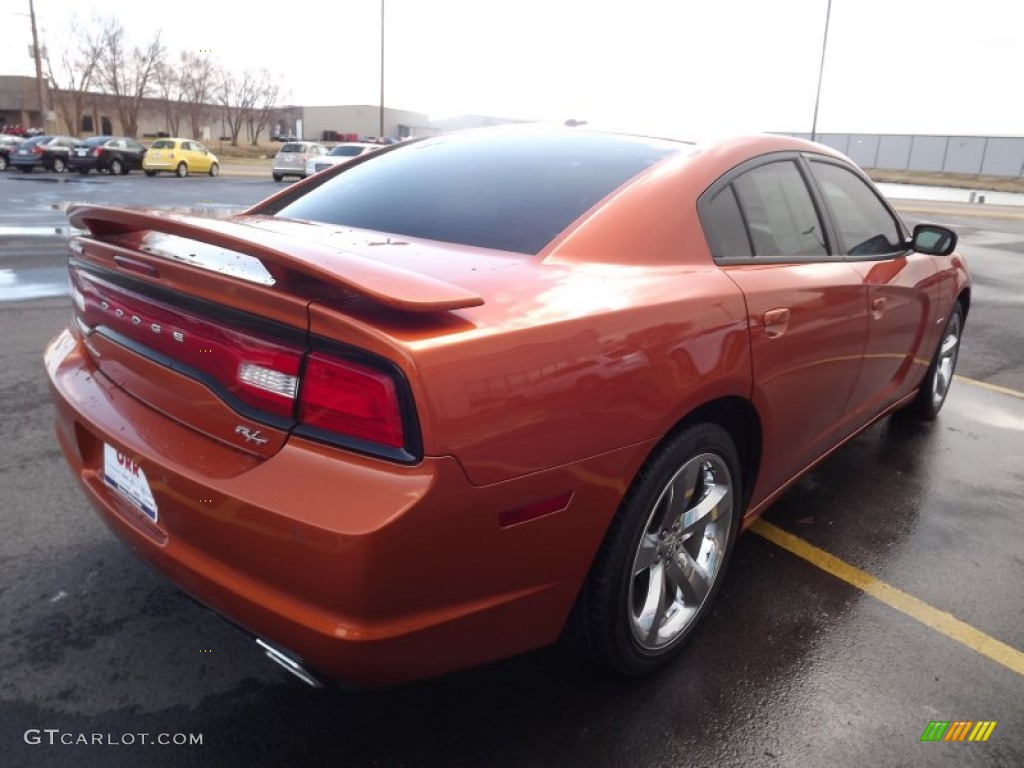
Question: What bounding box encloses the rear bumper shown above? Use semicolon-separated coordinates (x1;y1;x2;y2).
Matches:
45;328;639;685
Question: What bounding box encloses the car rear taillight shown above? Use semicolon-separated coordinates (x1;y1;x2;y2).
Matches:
73;266;417;459
94;147;103;156
298;353;405;448
33;146;44;154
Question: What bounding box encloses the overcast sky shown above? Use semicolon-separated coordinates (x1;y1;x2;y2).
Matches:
4;0;1022;136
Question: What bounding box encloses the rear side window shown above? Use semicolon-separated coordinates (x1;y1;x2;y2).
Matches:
275;131;680;255
151;140;174;149
703;185;753;258
733;161;826;258
809;160;904;257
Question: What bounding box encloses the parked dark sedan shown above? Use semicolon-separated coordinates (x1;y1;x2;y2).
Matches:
0;134;25;171
69;136;148;175
10;135;81;173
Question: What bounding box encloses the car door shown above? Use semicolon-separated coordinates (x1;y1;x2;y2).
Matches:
805;157;940;428
700;155;869;501
189;141;212;172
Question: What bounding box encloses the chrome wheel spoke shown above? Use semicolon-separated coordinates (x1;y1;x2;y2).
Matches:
680;482;731;536
665;548;711;605
633;533;660;575
635;562;667;643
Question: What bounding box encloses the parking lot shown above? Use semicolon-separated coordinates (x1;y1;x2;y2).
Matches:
0;171;1021;767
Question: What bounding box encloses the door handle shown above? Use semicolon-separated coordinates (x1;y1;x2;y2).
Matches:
871;297;886;320
763;308;791;338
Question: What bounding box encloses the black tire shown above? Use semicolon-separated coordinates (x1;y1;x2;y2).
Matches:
570;423;742;675
176;162;188;178
20;166;32;173
144;170;157;177
52;157;66;173
110;158;124;176
0;156;7;171
208;162;219;177
77;168;89;175
272;172;283;182
906;301;964;420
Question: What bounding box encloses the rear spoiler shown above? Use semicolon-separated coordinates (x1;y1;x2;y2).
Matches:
67;205;485;313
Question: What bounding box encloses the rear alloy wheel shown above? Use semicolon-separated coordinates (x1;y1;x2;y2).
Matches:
52;157;66;173
907;302;964;420
208;163;219;177
571;423;741;675
109;159;124;176
0;156;7;171
176;162;188;178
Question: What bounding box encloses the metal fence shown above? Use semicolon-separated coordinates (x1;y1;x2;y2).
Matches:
785;133;1024;178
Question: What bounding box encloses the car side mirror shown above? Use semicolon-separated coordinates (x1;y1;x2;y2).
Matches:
911;224;957;256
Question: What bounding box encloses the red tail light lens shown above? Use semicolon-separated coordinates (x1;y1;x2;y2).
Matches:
95;147;103;156
299;353;405;448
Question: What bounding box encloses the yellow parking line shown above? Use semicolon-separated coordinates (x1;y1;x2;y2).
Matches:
750;519;1024;677
955;374;1024;400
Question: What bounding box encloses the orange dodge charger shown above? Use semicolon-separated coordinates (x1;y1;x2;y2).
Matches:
45;126;969;686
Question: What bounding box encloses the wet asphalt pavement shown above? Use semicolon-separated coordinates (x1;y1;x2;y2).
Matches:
0;172;1021;767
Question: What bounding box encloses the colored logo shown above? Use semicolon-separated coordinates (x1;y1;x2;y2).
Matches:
920;721;997;742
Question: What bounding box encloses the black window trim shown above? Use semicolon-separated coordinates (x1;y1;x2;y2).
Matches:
698;151;842;266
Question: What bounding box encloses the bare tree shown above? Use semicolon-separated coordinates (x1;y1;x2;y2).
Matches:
181;52;216;139
154;51;194;136
247;71;281;146
98;19;165;136
217;68;260;147
45;20;103;135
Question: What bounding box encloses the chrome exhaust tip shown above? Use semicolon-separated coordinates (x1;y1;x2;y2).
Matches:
256;639;325;688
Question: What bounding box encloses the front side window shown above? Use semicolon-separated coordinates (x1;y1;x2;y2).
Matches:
809;160;904;257
733;161;827;258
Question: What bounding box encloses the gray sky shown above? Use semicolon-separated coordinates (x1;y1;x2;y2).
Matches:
5;0;1022;135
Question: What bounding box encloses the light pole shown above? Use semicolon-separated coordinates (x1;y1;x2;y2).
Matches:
810;0;833;142
379;0;385;138
28;0;50;132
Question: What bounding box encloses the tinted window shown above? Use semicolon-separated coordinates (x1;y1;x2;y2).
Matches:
733;161;826;258
275;131;680;255
809;160;904;257
328;145;366;157
83;136;109;146
281;143;305;152
704;185;753;258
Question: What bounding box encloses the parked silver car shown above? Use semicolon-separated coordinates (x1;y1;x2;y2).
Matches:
272;141;328;181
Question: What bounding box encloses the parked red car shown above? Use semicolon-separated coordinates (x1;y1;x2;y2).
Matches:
45;127;969;686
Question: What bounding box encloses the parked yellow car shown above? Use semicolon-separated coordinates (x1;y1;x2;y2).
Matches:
142;138;219;178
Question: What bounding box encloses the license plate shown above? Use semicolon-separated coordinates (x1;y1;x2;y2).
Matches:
76;149;87;156
103;443;158;523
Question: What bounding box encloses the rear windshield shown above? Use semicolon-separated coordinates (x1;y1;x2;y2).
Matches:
84;136;111;146
328;145;366;157
275;131;680;255
151;140;175;149
281;143;306;153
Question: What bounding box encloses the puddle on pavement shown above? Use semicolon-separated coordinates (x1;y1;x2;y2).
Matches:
0;268;70;302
